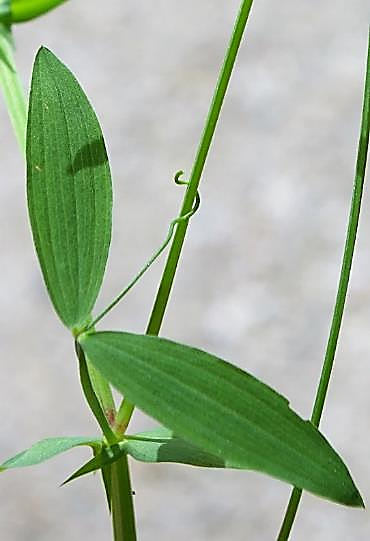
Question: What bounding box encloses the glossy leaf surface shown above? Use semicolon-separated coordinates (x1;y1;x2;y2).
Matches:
0;436;101;471
27;47;112;329
79;331;363;507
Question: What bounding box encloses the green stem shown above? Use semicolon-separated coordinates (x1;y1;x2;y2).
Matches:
114;399;134;437
11;0;68;23
87;360;116;425
277;30;370;541
147;0;254;336
115;0;255;430
111;455;136;541
75;341;117;445
0;23;27;153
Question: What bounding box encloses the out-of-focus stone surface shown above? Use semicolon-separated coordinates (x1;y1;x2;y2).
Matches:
1;1;370;539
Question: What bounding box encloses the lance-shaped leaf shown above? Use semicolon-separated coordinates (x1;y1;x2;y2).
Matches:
64;427;226;485
63;443;126;485
27;47;112;330
0;436;101;471
79;331;363;507
124;427;225;467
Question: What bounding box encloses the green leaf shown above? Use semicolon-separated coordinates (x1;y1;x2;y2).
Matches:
63;427;224;486
0;436;101;471
101;464;112;513
27;47;112;330
63;443;125;485
124;427;225;467
79;331;363;507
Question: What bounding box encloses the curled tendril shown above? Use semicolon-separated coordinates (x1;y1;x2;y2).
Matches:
85;173;201;332
174;169;188;186
173;170;200;213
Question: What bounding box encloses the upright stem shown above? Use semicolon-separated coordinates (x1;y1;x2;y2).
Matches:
113;3;255;535
111;455;136;541
277;31;370;541
11;0;68;23
115;0;255;432
0;23;27;153
147;0;254;336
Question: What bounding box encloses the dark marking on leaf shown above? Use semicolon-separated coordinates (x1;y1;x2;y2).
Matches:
67;137;108;175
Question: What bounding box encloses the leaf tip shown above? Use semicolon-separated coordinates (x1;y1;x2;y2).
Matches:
351;489;365;509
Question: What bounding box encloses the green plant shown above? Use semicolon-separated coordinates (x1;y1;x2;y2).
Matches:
1;2;369;540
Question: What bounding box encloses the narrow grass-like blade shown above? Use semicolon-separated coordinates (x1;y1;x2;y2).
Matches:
27;47;112;330
0;436;101;471
79;331;363;507
62;443;125;485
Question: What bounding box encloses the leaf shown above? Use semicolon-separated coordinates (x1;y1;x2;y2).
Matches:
62;443;125;485
0;436;101;471
79;331;363;507
63;427;224;486
27;47;112;330
101;464;112;513
124;427;225;467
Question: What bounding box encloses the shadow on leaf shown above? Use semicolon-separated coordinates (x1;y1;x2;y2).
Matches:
67;137;108;175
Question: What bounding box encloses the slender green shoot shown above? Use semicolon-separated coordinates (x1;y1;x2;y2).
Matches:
75;341;117;445
87;360;116;425
114;399;133;437
11;0;68;23
114;0;255;435
0;23;26;152
277;29;370;541
146;0;254;336
111;455;136;541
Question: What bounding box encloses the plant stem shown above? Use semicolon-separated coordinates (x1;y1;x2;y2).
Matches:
111;455;136;541
147;0;254;336
115;0;255;429
11;0;68;23
75;341;117;445
87;360;116;425
0;23;27;153
277;30;370;541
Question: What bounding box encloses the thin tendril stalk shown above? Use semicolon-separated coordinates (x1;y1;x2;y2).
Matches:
277;29;370;541
114;0;255;433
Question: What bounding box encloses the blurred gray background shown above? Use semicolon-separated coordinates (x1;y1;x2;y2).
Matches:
1;1;370;539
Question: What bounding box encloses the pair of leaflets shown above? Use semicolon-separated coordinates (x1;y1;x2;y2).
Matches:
2;46;362;509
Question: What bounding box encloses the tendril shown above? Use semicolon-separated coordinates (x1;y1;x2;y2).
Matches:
84;173;200;332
